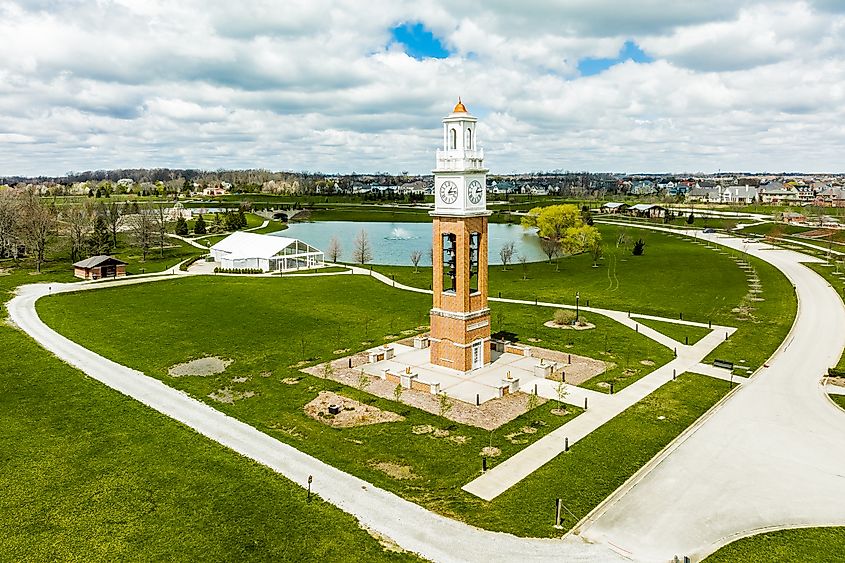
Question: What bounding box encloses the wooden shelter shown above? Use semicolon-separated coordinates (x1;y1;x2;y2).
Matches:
73;255;127;280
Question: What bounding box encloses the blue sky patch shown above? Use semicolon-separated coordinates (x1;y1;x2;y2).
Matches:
391;22;450;60
577;40;653;76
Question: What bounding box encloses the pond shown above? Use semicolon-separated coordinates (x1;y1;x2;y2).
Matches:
275;221;546;266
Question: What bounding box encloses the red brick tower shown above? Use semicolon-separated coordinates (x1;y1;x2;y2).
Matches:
429;100;491;372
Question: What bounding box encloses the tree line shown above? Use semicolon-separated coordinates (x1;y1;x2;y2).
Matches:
0;190;186;272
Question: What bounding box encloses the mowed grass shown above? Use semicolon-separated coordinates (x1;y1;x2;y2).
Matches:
0;280;416;561
701;253;797;374
377;223;796;374
491;302;674;392
704;527;845;562
113;234;201;274
378;224;749;322
37;275;593;534
464;373;730;536
633;317;713;345
831;394;845;410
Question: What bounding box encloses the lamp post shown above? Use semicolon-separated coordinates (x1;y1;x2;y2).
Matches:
575;292;580;323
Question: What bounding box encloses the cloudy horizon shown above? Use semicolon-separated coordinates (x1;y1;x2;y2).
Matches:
2;1;844;177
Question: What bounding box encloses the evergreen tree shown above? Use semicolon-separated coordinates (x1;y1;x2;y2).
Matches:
90;214;111;254
194;214;207;235
686;212;695;225
175;216;189;236
224;211;240;231
632;238;646;256
237;208;247;229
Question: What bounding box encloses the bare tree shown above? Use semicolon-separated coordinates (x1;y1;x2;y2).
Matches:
0;190;19;259
15;189;57;273
539;237;560;264
518;254;528;280
352;228;373;264
410;249;423;273
153;204;167;256
128;204;156;261
101;201;123;250
499;241;515;271
62;202;95;261
326;235;342;263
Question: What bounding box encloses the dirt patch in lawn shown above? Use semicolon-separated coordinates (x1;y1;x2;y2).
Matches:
370;461;418;480
543;320;596;331
169;356;232;377
304;391;404;428
208;387;256;404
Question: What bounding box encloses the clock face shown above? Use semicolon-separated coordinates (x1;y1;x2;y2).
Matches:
439;181;458;204
468;180;483;204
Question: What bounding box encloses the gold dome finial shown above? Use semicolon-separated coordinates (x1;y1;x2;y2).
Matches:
453;97;468;113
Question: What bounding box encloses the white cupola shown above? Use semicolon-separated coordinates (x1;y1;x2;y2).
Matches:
432;99;489;216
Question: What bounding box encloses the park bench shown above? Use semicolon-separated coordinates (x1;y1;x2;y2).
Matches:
713;359;734;371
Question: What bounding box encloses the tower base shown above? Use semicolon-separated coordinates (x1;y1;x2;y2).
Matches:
429;308;491;372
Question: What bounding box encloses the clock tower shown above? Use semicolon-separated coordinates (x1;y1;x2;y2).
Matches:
429;99;491;372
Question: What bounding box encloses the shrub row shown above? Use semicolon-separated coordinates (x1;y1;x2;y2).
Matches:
828;367;845;378
214;267;263;274
179;255;204;271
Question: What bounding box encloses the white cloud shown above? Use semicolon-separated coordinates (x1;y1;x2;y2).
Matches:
0;0;844;175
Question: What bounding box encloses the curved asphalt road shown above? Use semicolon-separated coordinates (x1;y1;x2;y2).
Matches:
7;228;845;562
577;227;845;561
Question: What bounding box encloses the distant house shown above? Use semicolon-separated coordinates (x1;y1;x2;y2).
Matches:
629;203;666;218
758;181;799;205
687;186;721;204
815;186;845;207
73;255;127;280
600;202;629;214
630;181;657;196
721;185;759;204
202;186;229;197
210;232;324;272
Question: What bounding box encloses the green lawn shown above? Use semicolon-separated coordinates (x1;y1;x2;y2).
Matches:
704;527;845;562
304;206;432;223
37;276;590;534
465;373;730;536
0;275;414;561
0;232;202;281
251;219;288;234
831;394;845;410
377;224;750;323
281;266;350;275
490;302;674;392
376;223;797;375
633;317;712;345
737;222;811;237
113;234;202;274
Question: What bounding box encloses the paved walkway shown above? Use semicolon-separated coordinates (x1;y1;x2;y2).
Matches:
9;227;845;562
578;226;845;561
7;280;624;563
462;321;735;501
825;383;845;396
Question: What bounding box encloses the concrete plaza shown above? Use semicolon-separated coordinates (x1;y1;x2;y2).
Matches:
363;343;557;405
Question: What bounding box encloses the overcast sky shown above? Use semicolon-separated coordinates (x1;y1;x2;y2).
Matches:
2;1;844;176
